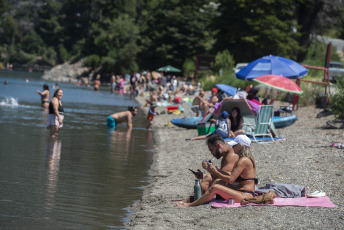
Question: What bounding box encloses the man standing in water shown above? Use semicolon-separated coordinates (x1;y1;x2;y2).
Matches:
36;84;50;108
107;106;138;130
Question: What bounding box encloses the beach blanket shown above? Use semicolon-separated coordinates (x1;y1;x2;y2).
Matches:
224;137;282;141
210;196;335;208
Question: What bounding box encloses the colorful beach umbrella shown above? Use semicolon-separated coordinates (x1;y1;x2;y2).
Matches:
213;98;255;117
253;74;303;95
156;65;182;72
215;84;238;96
236;55;308;81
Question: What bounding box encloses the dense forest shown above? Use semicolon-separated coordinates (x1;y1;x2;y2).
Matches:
0;0;343;78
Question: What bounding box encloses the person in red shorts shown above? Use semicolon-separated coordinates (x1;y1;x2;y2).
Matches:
146;102;158;130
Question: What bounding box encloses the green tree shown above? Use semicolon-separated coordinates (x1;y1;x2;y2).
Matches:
212;0;300;63
37;0;63;48
295;0;344;61
89;14;138;73
137;0;217;71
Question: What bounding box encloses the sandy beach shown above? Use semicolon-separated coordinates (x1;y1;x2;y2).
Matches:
127;94;344;229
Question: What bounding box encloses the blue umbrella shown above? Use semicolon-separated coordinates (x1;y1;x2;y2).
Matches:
215;84;238;96
236;55;308;81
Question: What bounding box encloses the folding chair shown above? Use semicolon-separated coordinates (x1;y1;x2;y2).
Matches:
245;105;274;143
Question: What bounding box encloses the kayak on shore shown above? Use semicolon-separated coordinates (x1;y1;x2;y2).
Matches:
171;114;297;129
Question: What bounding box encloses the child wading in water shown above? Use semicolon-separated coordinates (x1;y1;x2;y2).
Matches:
146;102;158;130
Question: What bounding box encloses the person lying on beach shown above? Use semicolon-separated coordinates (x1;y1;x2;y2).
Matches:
36;84;50;108
177;135;257;207
176;134;239;204
107;106;137;130
187;111;230;141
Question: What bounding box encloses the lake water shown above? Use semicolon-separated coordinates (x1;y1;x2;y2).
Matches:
0;71;154;229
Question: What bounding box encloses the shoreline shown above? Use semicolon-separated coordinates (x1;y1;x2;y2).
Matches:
127;95;344;229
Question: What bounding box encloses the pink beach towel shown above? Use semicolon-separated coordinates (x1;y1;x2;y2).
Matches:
210;196;335;208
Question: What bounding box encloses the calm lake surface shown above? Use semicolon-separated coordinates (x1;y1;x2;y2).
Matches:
0;71;154;229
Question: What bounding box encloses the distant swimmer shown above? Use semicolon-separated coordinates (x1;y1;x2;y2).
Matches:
107;106;138;130
47;89;64;138
94;74;101;91
36;84;50;108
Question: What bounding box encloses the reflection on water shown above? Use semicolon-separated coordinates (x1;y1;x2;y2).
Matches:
0;72;154;229
44;139;61;211
107;128;132;160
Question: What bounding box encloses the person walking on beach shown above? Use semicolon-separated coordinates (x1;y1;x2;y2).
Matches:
107;106;138;130
146;102;158;130
177;134;239;204
177;135;257;207
47;89;64;138
36;84;50;108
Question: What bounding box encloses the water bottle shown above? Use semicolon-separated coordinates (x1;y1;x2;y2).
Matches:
194;179;202;201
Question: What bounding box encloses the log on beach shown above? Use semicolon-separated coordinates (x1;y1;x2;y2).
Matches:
127;95;344;229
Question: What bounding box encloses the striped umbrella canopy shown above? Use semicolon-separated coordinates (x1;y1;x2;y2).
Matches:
253;74;303;95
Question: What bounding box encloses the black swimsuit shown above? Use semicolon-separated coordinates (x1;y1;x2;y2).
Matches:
236;176;258;185
49;101;64;114
236;176;258;197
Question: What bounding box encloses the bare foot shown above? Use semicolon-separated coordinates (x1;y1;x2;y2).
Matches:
176;202;190;207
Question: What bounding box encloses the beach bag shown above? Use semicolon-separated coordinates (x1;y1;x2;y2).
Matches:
240;190;276;205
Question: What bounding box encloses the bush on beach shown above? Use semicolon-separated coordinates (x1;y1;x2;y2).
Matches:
329;77;344;119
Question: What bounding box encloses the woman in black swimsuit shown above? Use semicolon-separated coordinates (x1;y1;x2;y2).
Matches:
36;84;50;108
178;135;257;207
47;89;64;138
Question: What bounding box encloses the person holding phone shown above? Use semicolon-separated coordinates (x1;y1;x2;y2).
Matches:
176;134;239;204
178;135;256;207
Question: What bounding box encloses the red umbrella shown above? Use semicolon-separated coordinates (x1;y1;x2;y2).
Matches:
253;74;303;95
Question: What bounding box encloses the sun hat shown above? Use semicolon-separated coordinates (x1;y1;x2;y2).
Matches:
228;135;251;147
212;88;218;93
221;111;229;118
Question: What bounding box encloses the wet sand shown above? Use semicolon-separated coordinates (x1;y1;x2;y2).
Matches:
127;95;344;229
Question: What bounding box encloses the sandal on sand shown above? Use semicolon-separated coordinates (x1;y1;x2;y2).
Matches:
331;143;338;147
307;191;326;198
185;138;192;141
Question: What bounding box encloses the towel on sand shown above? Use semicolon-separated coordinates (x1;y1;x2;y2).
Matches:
255;183;306;198
210;196;335;208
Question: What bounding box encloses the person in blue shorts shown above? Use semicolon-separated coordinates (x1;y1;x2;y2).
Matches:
107;106;137;130
188;111;230;141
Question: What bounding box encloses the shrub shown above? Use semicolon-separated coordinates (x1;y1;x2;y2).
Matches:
211;50;235;73
329;77;344;119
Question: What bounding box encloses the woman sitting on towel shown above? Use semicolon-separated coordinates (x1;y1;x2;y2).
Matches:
228;107;244;137
178;135;257;207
